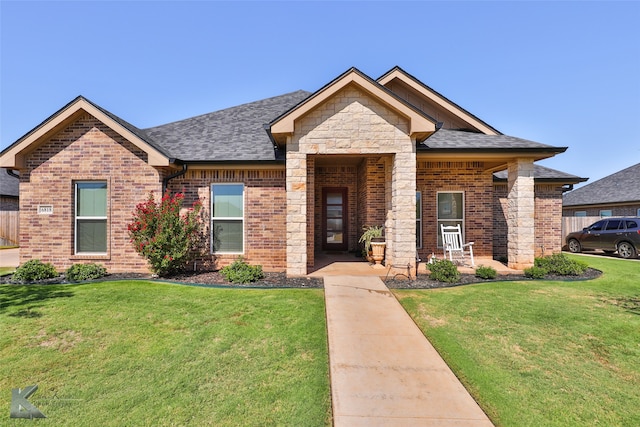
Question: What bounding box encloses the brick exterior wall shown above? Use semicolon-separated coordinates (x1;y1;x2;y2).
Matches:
417;161;493;260
0;196;19;211
19;113;162;273
563;205;640;217
494;182;565;259
167;168;287;272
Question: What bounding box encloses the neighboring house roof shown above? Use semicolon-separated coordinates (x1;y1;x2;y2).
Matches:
145;91;311;162
0;168;19;197
493;164;587;184
563;162;640;207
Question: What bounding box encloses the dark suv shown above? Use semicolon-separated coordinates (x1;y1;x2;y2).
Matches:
566;217;640;259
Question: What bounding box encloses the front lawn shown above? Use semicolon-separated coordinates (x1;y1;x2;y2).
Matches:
0;281;331;425
395;255;640;426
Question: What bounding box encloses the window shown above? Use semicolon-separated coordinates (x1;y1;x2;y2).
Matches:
437;191;464;247
75;181;107;254
416;192;422;249
637;208;640;217
575;211;587;217
605;219;622;230
600;210;612;217
211;184;244;253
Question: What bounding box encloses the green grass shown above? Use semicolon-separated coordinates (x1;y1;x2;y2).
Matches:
395;255;640;426
0;267;15;276
0;281;331;426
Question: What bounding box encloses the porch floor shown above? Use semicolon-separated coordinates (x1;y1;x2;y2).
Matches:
308;252;523;278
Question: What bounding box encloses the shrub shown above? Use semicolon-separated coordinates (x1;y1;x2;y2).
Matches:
475;265;497;280
12;259;58;283
428;259;460;283
535;253;588;276
66;263;107;282
524;266;547;279
128;191;204;277
220;257;264;284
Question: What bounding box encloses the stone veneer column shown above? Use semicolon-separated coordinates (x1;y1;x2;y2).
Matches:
286;151;308;276
507;159;535;269
388;151;417;267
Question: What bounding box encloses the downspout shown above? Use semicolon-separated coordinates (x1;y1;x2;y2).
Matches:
162;162;188;193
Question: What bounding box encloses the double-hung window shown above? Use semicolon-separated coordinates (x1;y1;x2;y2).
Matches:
211;184;244;253
437;191;464;247
75;181;107;254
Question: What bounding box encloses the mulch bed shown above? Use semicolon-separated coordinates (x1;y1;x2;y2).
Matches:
1;268;601;288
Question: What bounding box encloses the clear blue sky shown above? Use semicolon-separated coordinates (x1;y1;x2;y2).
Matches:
1;1;639;187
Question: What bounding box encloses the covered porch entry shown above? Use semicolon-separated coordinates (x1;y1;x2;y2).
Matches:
309;155;390;269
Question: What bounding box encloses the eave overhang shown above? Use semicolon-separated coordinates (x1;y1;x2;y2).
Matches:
0;96;171;169
417;147;568;172
269;67;437;145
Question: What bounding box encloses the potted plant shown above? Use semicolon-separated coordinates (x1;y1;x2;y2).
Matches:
359;225;384;262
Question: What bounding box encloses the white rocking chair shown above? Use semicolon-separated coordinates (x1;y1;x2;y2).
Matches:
440;224;475;266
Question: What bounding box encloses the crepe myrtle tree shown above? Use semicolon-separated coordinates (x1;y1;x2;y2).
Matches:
128;191;204;276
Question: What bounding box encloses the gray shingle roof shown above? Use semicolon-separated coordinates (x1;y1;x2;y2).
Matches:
493;164;586;183
563;162;640;206
0;168;19;197
145;91;311;162
420;128;562;151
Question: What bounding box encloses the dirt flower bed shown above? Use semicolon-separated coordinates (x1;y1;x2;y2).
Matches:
1;267;600;288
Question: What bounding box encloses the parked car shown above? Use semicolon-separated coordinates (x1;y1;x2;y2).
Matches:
566;217;640;259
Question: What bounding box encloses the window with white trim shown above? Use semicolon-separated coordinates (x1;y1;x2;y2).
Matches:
75;181;107;254
437;191;464;247
600;210;612;217
211;184;244;253
575;211;587;217
416;191;422;249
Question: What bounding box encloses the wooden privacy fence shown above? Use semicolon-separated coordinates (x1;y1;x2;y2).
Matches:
561;216;600;244
0;211;19;245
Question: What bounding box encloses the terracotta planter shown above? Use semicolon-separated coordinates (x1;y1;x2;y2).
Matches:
370;241;386;267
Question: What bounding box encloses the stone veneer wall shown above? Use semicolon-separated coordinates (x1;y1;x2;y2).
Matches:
286;85;415;275
19;113;161;273
168;168;287;271
494;182;566;259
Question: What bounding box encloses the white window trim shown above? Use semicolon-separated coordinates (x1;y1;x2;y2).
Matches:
74;181;108;255
436;191;465;248
211;183;245;254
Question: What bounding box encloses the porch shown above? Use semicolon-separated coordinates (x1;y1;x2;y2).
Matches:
308;252;522;278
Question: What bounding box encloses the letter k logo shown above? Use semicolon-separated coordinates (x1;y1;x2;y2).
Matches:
10;385;46;419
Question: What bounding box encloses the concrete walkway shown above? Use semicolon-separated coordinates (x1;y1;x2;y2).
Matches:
0;248;19;268
325;275;493;426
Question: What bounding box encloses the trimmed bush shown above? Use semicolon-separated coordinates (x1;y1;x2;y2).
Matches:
66;263;107;282
12;259;58;283
535;253;588;276
128;191;204;277
524;266;548;279
220;257;264;284
428;259;460;283
475;265;497;280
